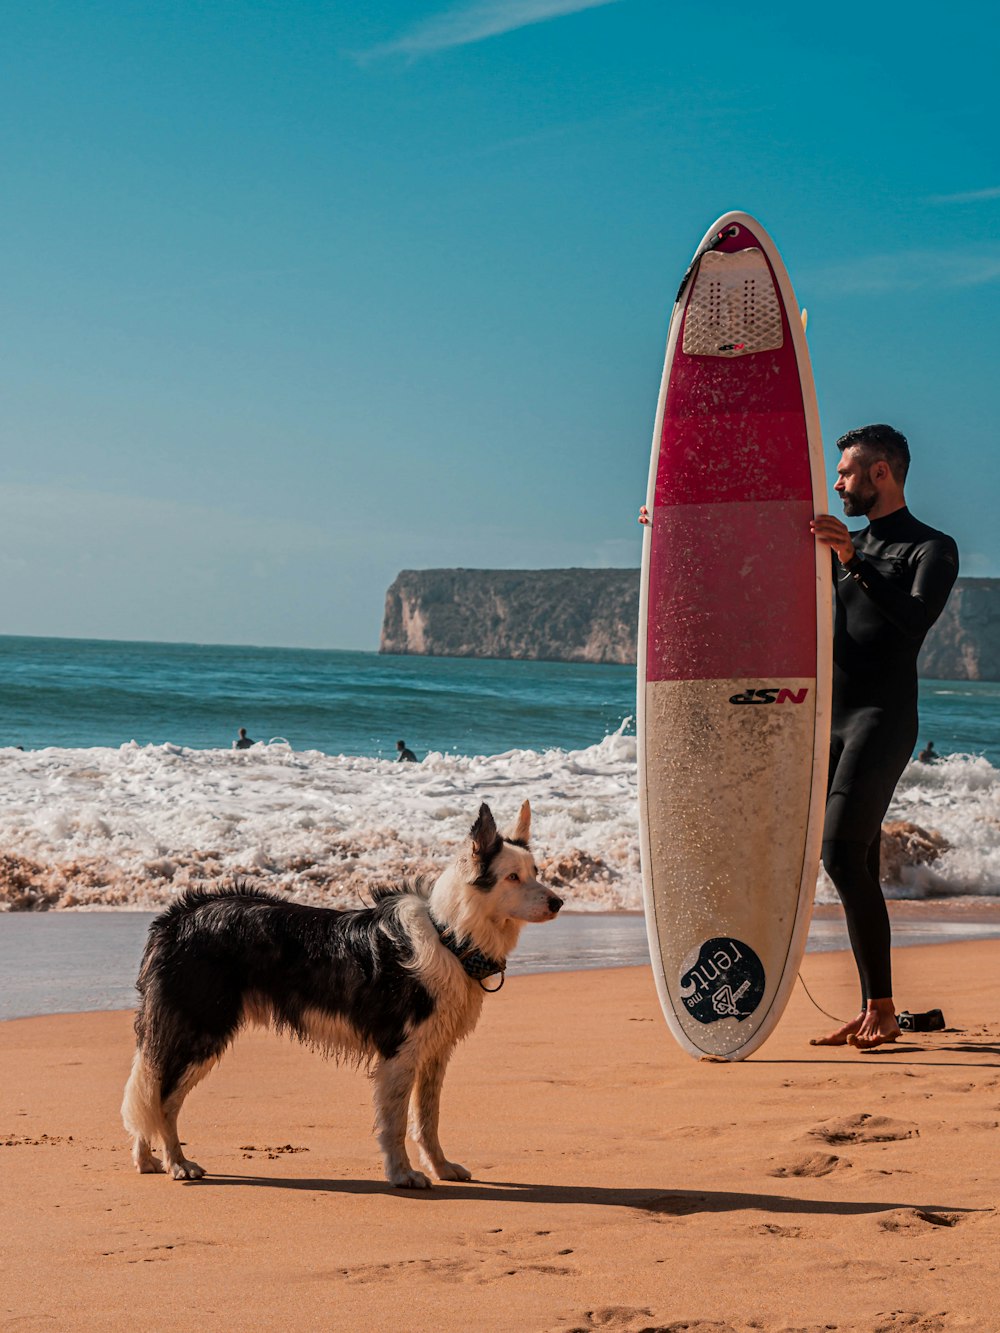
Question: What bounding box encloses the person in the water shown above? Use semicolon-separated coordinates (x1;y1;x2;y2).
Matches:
918;740;939;764
810;424;958;1050
233;727;255;750
396;740;418;763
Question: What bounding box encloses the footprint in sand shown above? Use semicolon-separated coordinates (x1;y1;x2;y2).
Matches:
868;1311;981;1331
341;1231;581;1288
808;1112;918;1144
768;1151;851;1178
334;1257;477;1287
551;1309;655;1332
877;1208;964;1233
553;1314;737;1333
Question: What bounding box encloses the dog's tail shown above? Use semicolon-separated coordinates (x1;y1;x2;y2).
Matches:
121;1049;167;1147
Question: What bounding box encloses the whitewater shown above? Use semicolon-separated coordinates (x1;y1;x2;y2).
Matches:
2;731;997;911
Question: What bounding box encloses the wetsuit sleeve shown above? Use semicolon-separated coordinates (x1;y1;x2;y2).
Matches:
847;539;959;639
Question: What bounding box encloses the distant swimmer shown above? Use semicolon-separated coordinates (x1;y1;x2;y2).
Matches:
918;740;939;764
233;728;255;750
396;740;418;763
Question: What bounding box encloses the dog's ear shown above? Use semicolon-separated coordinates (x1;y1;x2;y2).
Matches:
506;799;531;846
470;803;503;863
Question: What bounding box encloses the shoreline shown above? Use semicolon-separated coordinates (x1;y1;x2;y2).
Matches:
5;904;1000;1025
3;938;999;1330
7;894;1000;917
817;895;1000;922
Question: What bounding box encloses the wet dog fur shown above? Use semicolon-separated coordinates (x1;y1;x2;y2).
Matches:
121;801;562;1188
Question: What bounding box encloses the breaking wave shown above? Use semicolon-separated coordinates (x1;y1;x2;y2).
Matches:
1;734;997;910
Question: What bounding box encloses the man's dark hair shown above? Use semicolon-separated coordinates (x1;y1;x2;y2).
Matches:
837;423;910;483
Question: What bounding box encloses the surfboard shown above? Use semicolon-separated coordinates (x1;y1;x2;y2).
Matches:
637;211;831;1061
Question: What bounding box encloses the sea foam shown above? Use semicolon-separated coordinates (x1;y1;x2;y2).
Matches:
0;733;997;909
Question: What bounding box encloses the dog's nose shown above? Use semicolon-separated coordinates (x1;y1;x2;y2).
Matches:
547;895;563;914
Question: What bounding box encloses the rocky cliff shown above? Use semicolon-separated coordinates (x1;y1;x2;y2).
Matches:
915;579;1000;680
380;569;639;665
380;570;1000;679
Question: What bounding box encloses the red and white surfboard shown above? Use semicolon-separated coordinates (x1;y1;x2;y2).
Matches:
637;212;831;1060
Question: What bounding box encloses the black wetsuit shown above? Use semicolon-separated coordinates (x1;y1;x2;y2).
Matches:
824;507;959;1002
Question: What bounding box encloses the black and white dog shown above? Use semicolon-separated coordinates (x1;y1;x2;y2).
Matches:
121;801;562;1188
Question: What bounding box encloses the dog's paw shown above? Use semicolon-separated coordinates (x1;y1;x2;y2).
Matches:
391;1168;433;1189
135;1157;164;1175
435;1161;472;1182
168;1158;205;1181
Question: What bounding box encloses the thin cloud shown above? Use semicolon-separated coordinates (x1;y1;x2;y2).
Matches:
360;0;622;61
928;185;1000;204
957;551;996;576
805;249;1000;296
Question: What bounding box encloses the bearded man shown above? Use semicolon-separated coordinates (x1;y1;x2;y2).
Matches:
810;424;958;1049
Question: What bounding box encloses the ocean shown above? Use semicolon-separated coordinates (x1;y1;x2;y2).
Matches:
0;635;635;758
1;634;999;918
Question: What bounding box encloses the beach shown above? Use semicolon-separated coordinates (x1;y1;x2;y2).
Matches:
3;938;999;1332
3;649;999;1327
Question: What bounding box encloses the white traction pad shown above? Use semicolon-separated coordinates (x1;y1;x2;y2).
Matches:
682;247;784;358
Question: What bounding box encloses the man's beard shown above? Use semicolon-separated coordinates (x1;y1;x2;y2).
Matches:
841;481;877;517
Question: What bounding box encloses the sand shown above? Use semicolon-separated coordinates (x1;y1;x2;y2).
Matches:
2;940;999;1332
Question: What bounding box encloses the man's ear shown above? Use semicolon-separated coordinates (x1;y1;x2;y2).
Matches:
506;800;531;845
470;803;502;862
871;460;890;484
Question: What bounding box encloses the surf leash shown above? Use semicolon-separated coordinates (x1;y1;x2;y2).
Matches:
796;971;845;1024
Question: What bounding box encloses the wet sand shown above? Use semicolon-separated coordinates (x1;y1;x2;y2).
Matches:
2;939;999;1331
5;902;1000;1021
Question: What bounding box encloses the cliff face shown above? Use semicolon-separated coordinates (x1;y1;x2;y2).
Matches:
380;570;1000;679
917;579;1000;680
380;569;639;665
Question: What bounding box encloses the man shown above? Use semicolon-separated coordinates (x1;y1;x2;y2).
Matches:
233;727;255;750
810;425;958;1049
396;739;418;763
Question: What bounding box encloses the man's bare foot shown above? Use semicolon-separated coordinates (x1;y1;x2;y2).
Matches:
810;1012;864;1046
847;998;901;1050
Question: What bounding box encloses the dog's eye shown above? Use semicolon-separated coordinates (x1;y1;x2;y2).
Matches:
506;872;520;883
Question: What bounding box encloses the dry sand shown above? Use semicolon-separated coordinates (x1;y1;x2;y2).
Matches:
2;940;999;1332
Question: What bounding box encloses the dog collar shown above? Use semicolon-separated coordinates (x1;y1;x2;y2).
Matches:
432;921;506;991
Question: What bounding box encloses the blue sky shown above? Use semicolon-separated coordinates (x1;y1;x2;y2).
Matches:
3;0;998;649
